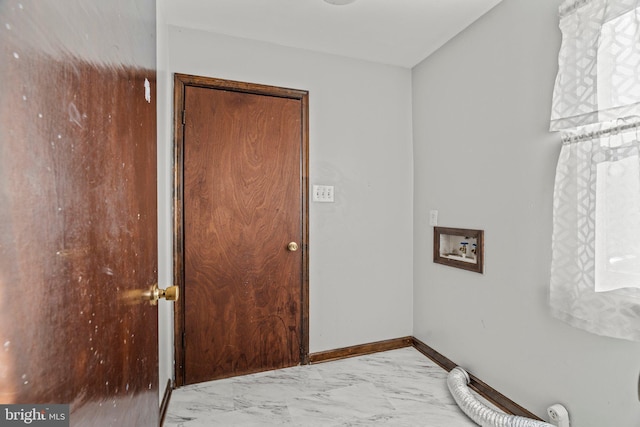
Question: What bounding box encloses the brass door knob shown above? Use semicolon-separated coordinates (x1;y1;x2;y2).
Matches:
164;285;179;301
287;242;299;252
149;284;180;305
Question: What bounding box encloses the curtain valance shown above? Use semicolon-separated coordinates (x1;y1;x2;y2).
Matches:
551;0;640;131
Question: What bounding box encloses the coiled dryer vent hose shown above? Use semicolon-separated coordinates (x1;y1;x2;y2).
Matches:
447;367;555;427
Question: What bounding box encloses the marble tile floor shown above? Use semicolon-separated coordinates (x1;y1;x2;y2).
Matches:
164;347;488;426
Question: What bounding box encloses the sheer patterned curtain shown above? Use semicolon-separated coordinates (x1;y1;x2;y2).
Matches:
550;0;640;341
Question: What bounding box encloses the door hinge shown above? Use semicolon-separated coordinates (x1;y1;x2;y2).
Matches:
182;332;186;349
182;110;186;125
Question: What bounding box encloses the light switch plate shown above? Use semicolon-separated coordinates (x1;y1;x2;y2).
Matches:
313;185;334;202
429;210;438;226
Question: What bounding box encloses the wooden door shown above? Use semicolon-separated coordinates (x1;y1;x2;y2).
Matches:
0;1;158;425
174;75;309;386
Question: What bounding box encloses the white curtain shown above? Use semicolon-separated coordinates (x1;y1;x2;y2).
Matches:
550;0;640;341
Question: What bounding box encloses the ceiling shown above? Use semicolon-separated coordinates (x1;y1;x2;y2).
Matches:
165;0;503;68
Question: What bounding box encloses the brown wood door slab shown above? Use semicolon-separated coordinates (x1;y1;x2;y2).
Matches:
174;75;309;385
0;1;158;425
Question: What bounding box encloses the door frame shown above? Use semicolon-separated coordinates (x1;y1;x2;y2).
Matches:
172;73;310;387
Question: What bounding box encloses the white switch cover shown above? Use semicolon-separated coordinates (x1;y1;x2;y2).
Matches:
429;210;438;226
313;185;334;202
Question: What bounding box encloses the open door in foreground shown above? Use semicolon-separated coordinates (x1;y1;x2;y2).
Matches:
0;1;159;425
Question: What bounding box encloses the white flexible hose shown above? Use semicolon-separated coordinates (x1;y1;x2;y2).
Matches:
447;367;555;427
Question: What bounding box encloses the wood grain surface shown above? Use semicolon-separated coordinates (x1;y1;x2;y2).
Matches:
182;85;304;384
0;1;158;424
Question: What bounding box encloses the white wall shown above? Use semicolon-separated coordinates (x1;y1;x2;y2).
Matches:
157;25;414;371
156;0;174;400
412;1;640;426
